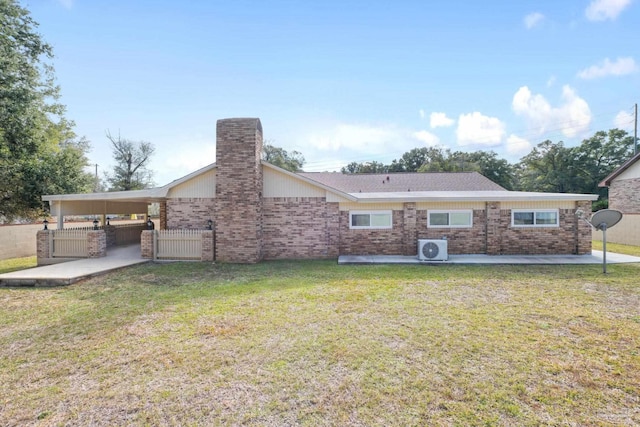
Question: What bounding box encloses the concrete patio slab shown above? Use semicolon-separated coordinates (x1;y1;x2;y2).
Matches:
0;245;148;287
338;250;640;265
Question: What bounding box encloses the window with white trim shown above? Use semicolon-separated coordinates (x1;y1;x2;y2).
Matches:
349;211;392;229
511;209;559;227
427;210;473;228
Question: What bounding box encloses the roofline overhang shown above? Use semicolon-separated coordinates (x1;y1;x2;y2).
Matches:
42;163;218;204
348;191;599;203
599;151;640;187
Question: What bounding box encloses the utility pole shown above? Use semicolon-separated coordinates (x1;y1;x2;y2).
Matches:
94;163;98;192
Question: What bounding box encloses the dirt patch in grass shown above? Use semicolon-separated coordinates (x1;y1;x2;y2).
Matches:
1;261;639;425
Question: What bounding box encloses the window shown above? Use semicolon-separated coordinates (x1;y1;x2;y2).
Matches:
349;211;392;229
512;209;559;227
427;210;473;228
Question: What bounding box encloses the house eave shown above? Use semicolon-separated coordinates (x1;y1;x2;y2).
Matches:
349;191;599;203
599;152;640;187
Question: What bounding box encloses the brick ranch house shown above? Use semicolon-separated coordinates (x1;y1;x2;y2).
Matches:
42;117;597;263
598;151;640;245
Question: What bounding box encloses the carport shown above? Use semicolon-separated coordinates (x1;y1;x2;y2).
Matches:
42;188;166;230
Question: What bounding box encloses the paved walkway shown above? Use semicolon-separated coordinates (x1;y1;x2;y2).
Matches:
2;248;639;287
0;245;148;287
338;250;640;265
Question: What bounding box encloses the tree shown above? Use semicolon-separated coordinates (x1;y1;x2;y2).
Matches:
341;161;387;174
263;143;305;172
105;131;155;191
516;140;579;193
572;129;634;199
516;129;634;203
0;0;93;221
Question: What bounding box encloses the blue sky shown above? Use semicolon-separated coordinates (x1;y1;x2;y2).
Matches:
29;0;639;185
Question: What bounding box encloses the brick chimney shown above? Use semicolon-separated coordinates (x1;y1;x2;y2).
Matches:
214;118;264;263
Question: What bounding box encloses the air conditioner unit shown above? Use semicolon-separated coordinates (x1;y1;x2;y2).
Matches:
418;239;448;261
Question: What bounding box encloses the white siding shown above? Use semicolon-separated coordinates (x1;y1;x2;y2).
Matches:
500;201;576;209
616;162;640;180
416;201;485;210
339;202;404;211
167;170;216;198
594;214;640;246
326;192;352;203
263;167;326;197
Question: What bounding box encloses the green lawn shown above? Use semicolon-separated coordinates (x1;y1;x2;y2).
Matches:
593;240;640;257
0;256;36;274
1;261;639;426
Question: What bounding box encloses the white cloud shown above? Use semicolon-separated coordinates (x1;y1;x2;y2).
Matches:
524;12;544;29
57;0;73;8
307;123;403;153
512;85;592;138
577;57;638;79
413;130;440;146
506;134;532;155
614;110;634;130
430;112;455;128
419;109;425;119
585;0;632;21
302;122;442;171
546;75;556;87
455;112;505;147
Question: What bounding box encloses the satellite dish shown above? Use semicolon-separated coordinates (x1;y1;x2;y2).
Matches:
589;209;623;231
585;209;623;274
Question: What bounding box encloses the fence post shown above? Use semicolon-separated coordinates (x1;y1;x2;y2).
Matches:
153;230;158;261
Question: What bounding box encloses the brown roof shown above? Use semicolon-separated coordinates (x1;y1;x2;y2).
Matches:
297;171;506;193
599;151;640;187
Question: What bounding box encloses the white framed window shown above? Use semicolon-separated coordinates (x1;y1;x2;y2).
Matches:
427;210;473;228
349;210;392;229
511;209;559;227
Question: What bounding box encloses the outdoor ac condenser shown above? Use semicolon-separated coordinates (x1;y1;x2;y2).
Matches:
418;239;448;261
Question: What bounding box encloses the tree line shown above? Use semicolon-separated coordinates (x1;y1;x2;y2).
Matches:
340;128;635;208
1;0;155;222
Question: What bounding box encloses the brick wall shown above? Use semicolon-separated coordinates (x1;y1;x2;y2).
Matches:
403;203;417;255
141;230;153;259
214;118;264;263
575;201;593;255
417;209;487;254
36;230;51;260
202;230;214;261
166;198;215;229
338;210;406;255
326;202;340;257
87;230;106;258
335;202;591;257
486;202;501;255
608;178;640;213
159;201;167;229
496;207;589;255
263;197;335;259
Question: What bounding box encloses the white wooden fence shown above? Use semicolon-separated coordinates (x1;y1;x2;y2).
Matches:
51;229;89;257
156;230;203;260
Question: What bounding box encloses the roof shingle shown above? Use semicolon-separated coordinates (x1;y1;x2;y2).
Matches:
297;171;506;193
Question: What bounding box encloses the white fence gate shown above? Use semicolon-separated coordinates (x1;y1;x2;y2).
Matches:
51;229;89;257
156;230;202;260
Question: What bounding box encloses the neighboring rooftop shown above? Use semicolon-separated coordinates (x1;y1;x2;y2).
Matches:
298;171;507;193
599;151;640;187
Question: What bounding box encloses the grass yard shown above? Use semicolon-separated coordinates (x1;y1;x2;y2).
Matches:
1;261;639;426
0;256;36;274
